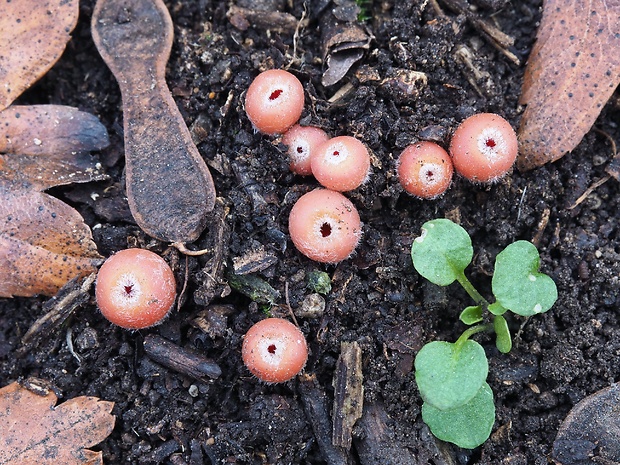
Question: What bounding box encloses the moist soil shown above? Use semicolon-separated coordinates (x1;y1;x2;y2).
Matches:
1;0;620;464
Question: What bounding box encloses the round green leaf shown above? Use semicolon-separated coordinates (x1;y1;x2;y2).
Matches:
422;382;495;449
415;340;488;410
460;305;483;325
492;241;558;316
411;219;473;286
494;314;512;353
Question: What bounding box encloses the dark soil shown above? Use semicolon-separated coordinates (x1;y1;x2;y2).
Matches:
2;0;620;464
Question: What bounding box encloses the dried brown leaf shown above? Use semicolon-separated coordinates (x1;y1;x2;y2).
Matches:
0;105;110;156
0;1;79;111
517;0;620;171
0;108;108;298
0;187;103;298
0;382;115;465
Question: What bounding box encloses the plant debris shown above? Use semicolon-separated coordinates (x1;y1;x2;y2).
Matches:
332;341;363;449
0;0;110;298
0;127;107;297
91;0;216;243
0;105;110;156
0;380;115;465
553;382;620;464
319;0;373;86
0;0;79;111
517;0;620;171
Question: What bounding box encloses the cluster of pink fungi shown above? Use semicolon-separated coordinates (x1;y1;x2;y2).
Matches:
245;69;519;264
245;69;369;266
95;250;307;383
93;69;520;385
398;113;518;199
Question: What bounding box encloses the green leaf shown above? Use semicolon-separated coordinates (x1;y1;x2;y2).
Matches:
415;340;488;410
494;314;512;353
411;219;473;286
422;382;495;449
492;241;558;316
460;306;483;325
488;301;507;315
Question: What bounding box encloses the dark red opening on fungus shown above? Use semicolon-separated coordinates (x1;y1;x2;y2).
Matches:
320;223;332;237
269;89;283;100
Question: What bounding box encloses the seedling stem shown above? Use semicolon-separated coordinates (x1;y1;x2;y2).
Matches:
455;271;489;308
454;324;493;353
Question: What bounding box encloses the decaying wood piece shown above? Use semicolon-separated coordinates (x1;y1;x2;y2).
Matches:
143;334;222;381
437;0;519;65
191;305;236;341
593;128;620;182
18;274;96;356
92;0;216;243
379;69;428;104
353;402;419;465
232;242;278;275
227;4;299;34
299;374;355;465
606;151;620;182
194;198;231;306
454;45;496;97
332;341;363;449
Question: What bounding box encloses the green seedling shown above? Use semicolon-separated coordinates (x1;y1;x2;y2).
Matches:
411;218;557;448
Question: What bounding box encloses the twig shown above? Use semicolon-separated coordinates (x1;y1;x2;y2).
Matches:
284;281;300;327
568;175;611;210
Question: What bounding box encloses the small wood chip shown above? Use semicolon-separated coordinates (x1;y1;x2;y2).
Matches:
143;334;222;381
332;341;363;449
299;374;353;465
18;274;96;356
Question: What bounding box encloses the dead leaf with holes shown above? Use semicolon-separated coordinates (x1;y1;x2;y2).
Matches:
0;0;79;111
517;0;620;171
0;106;109;298
0;381;115;465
